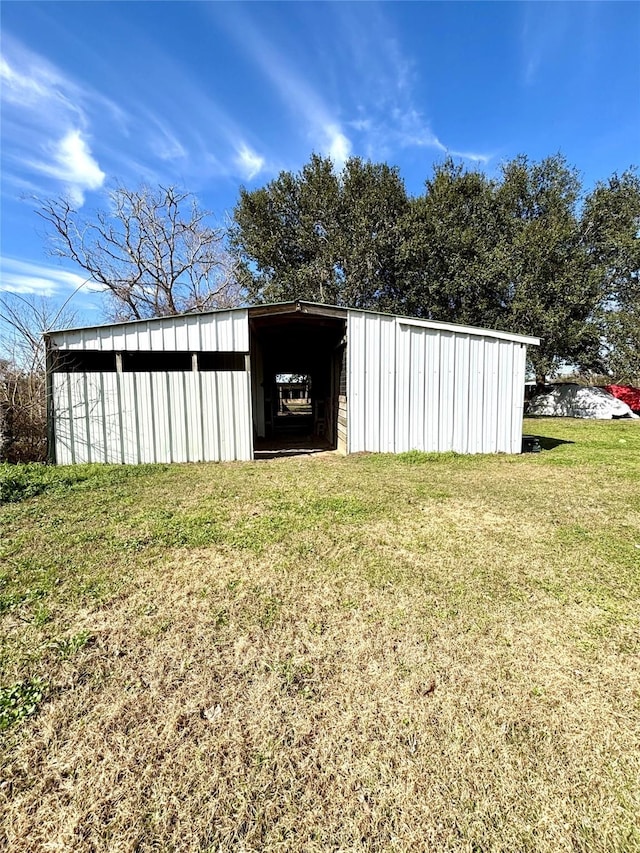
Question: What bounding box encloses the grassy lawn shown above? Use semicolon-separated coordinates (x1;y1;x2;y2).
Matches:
1;418;639;852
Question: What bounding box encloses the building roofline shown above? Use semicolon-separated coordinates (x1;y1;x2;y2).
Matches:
391;314;540;346
45;300;539;346
44;305;248;338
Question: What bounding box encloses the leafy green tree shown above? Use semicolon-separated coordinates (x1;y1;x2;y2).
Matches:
581;169;640;383
337;158;409;309
230;154;408;308
397;159;508;327
497;155;602;384
231;154;341;304
232;151;639;383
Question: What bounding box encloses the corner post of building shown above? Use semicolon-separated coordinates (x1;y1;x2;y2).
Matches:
44;334;56;464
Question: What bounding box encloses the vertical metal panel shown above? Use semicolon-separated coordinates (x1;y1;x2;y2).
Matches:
347;312;366;452
119;374;139;464
186;315;202;351
51;309;249;352
101;374;122;463
216;373;235;460
467;337;485;454
408;327;424;451
53;367;253;465
136;324;151;351
364;314;381;450
379;317;396;452
232;311;249;350
438;332;455;452
83;328;99;350
348;311;399;454
348;310;529;456
201;373;219;460
136;374;155;463
53;375;72;464
162;322;178;352
85;374;105;462
200;317;219;351
174;317;189;351
481;338;499;452
424;330;440;451
150;323;164;351
69;373;89;463
452;335;470;453
58;330;80;350
394;323;410;452
110;326;127;351
165;373;184;461
124;325;140;351
97;327;111;350
185;373;202;462
233;371;252;460
496;340;514;452
216;314;234;352
511;344;527;453
154;372;171;461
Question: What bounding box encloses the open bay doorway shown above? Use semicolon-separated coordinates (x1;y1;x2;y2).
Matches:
249;306;347;458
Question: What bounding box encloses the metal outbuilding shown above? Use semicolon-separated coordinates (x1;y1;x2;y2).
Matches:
45;302;539;464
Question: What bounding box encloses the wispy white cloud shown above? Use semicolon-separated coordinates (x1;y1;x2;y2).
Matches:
390;108;491;164
147;117;188;163
29;130;106;205
216;8;353;169
0;38;112;205
0;38;126;133
0;35;241;203
225;2;486;172
392;108;446;151
327;5;492;167
0;51;85;127
112;39;272;184
520;3;578;86
0;55;56;104
1;31;270;213
324;126;351;170
0;258;102;296
449;149;492;165
234;143;265;180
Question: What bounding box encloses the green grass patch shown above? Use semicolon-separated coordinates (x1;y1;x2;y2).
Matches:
0;677;47;731
1;418;639;852
0;461;168;505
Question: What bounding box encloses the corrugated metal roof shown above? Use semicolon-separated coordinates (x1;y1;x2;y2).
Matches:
47;300;540;347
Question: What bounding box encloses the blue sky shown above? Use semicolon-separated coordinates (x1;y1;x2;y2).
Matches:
1;1;639;326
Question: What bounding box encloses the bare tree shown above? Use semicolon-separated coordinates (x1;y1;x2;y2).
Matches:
0;294;76;462
37;184;245;321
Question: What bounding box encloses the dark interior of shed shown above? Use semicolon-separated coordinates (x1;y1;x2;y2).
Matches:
250;311;346;455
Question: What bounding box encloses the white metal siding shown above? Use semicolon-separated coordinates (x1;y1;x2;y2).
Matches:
347;311;529;455
53;371;252;464
50;309;252;464
49;309;249;352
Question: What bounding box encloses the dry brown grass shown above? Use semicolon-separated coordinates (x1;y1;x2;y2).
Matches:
1;418;639;851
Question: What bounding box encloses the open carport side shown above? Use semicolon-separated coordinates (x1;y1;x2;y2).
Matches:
249;303;347;457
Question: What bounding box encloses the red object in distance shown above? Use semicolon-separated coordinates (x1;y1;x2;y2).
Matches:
605;384;640;413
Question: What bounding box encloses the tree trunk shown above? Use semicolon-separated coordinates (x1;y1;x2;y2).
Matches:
535;374;547;392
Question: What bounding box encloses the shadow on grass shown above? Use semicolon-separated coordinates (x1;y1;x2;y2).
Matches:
526;435;575;451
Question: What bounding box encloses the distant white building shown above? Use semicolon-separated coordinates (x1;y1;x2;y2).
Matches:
45;301;539;464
